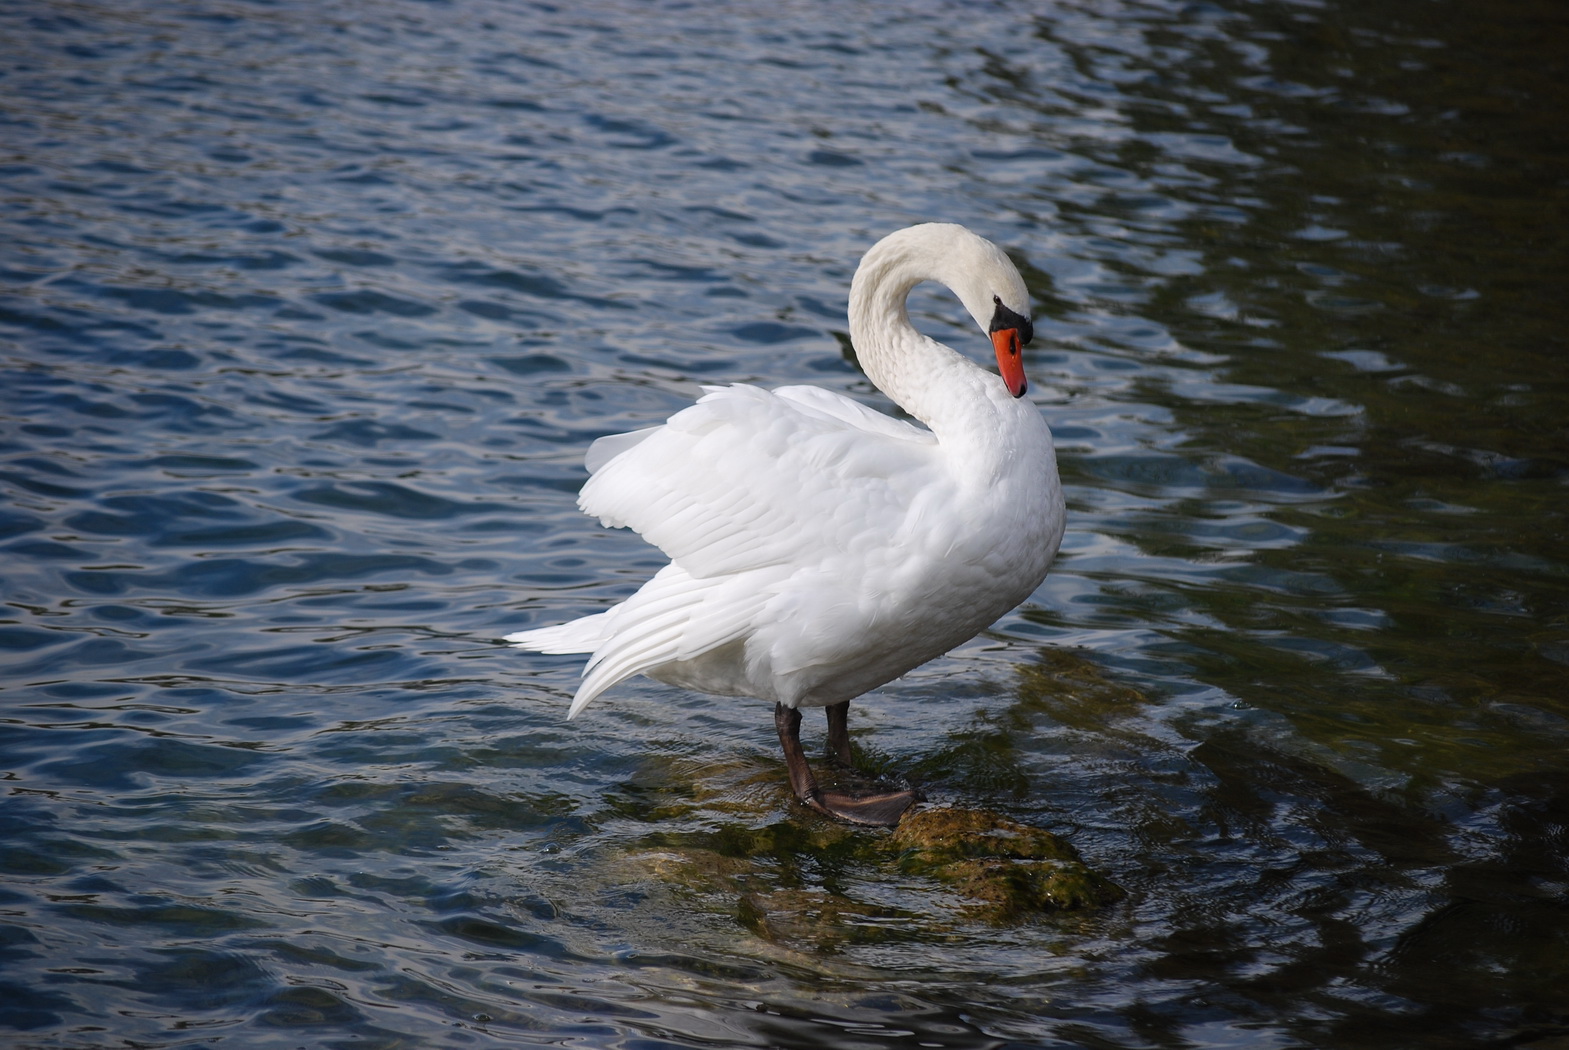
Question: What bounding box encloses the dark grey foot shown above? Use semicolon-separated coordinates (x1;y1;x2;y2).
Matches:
805;788;921;828
775;702;923;827
825;699;854;767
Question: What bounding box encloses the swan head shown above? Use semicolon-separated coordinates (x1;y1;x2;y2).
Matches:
861;223;1036;399
939;225;1034;399
986;294;1034;399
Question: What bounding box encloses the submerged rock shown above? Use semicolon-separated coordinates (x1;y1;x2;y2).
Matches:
620;802;1121;950
605;672;1128;949
888;808;1124;922
737;887;915;949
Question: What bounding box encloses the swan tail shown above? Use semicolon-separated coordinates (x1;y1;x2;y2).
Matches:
506;613;621;719
509;565;764;720
567;573;720;718
504;612;611;655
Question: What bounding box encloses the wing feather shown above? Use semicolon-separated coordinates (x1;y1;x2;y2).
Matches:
567;564;770;717
579;384;937;581
518;384;954;717
504;614;609;654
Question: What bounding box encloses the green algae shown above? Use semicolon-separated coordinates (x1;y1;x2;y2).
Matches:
887;808;1123;923
619;798;1122;950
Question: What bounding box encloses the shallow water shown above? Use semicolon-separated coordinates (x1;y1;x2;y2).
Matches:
2;0;1566;1047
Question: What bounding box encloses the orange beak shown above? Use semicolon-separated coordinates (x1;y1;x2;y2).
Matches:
991;328;1027;398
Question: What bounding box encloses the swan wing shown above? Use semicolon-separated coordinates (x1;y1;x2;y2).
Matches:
579;383;938;581
769;384;925;443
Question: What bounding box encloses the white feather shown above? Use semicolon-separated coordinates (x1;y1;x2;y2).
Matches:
506;223;1066;720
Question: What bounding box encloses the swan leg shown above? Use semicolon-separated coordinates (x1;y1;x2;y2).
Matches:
774;703;919;827
825;700;853;766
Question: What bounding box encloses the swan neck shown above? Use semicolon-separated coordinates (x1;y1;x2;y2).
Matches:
848;249;998;435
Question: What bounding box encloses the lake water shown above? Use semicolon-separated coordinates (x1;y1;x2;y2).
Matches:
2;0;1566;1047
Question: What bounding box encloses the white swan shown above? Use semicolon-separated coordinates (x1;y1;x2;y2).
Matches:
507;223;1065;825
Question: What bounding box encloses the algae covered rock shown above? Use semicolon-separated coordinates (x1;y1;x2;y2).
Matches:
604;717;1123;950
888;808;1123;922
620;803;1121;951
737;888;914;949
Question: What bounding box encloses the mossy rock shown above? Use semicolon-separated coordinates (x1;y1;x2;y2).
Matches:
622;803;1121;949
633;847;760;895
1014;648;1151;731
888;807;1083;864
737;888;917;949
608;736;1122;946
886;808;1123;922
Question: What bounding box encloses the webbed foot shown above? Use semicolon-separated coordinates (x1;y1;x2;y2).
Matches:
805;787;922;828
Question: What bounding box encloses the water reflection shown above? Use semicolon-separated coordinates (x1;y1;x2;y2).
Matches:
1;0;1566;1046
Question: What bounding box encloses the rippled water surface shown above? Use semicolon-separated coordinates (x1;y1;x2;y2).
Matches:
3;0;1567;1047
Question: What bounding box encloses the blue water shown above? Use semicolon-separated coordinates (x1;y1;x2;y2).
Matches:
3;0;1567;1047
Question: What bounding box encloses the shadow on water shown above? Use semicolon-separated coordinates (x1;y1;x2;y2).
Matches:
0;0;1566;1046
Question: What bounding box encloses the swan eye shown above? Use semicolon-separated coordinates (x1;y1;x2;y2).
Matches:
988;297;1034;345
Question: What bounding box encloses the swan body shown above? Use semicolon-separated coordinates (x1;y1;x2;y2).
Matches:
507;223;1064;824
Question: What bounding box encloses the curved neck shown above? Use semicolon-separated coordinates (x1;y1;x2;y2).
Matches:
847;243;1010;441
